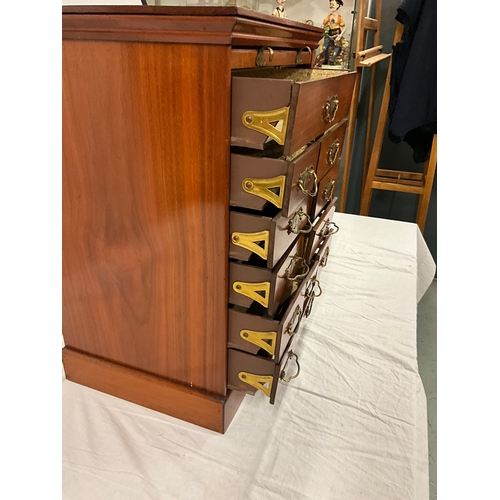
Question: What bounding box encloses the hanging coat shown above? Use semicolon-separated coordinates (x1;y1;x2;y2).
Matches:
388;0;437;163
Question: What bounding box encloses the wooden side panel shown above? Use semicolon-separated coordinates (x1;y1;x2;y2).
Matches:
231;76;292;149
229;212;273;264
228;307;282;357
63;347;244;434
62;40;231;396
230;154;289;212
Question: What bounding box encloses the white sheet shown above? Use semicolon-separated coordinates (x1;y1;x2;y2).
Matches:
62;213;435;500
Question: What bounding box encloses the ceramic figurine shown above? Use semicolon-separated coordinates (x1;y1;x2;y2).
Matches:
322;0;345;65
272;0;287;18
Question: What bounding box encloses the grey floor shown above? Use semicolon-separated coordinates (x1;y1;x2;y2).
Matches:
416;278;437;500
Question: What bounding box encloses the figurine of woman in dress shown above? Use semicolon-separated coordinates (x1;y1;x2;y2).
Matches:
322;0;345;65
272;0;287;18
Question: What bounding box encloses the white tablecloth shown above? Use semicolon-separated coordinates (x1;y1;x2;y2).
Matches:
62;213;436;500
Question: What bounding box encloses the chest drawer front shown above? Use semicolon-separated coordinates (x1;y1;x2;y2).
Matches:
307;197;338;261
230;199;313;269
230;141;320;217
231;69;356;156
312;165;339;220
229;234;309;316
316;119;348;183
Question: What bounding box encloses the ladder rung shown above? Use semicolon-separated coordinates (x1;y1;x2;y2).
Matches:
358;53;391;67
375;169;424;182
363;17;379;31
358;45;383;59
372;180;424;194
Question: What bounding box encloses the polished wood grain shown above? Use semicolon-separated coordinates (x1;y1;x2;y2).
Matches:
314;169;339;219
287;71;356;156
62;40;231;396
230;69;355;156
63;347;245;434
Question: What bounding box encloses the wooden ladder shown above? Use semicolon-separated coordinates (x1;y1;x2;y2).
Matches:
339;0;391;213
358;21;437;233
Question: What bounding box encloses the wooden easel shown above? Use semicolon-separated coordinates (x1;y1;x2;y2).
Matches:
339;0;391;213
358;21;437;233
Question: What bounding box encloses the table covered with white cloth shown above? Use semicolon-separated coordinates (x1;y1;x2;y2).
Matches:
62;213;436;500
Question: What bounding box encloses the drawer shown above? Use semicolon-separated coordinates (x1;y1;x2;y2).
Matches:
227;256;313;361
230;140;321;217
227;345;300;404
230;200;313;269
229;234;309;317
227;247;330;404
312;166;339;220
231;68;356;156
306;198;339;262
316;119;348;182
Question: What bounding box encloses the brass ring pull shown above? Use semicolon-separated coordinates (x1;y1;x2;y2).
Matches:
285;255;310;283
280;351;301;383
304;278;322;317
327;139;340;165
319;247;330;267
285;305;303;336
256;47;274;67
323;95;339;124
303;295;314;318
320;219;339;238
297;166;318;197
322;178;336;202
306;278;323;298
288;207;313;234
295;46;312;64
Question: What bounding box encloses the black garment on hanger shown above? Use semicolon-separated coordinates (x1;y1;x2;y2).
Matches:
388;0;436;163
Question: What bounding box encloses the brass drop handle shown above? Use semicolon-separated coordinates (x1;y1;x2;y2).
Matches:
306;278;323;298
319;219;339;238
327;139;340;165
323;95;339;124
322;178;336;202
319;247;330;267
297;166;318;197
280;350;301;383
295;46;312;64
288;207;313;234
285;255;310;283
303;278;322;318
256;47;274;67
285;305;303;336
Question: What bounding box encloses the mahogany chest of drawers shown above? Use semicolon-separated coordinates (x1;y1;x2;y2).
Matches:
62;5;355;433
